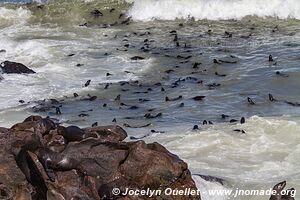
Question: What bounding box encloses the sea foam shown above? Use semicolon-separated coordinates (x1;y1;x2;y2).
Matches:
127;0;300;21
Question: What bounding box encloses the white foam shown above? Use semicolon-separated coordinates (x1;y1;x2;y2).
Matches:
128;0;300;21
193;175;228;200
143;116;300;190
0;22;149;112
0;7;31;25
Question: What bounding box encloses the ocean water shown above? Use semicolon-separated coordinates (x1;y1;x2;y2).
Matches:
0;0;300;199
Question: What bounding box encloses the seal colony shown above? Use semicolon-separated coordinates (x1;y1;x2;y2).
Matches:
2;4;298;136
1;2;299;135
0;116;296;200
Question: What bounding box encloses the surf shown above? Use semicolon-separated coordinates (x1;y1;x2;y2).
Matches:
127;0;300;21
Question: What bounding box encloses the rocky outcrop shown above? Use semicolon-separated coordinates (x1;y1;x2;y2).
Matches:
0;61;36;74
0;127;34;199
0;116;200;200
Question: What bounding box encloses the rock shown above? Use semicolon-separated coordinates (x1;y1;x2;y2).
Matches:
0;128;34;199
83;125;127;142
0;61;36;74
23;115;43;122
32;139;199;200
0;116;200;200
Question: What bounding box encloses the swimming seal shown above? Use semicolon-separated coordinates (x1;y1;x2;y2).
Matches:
215;72;227;77
192;96;206;101
84;80;91;87
247;97;255;105
276;71;289;77
165;96;183;102
269;94;276;102
270;181;295;200
123;123;151;128
234;129;246;134
240;117;245;124
144;113;162;119
56;107;62;115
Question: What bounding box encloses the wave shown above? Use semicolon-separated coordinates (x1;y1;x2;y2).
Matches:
0;7;31;27
127;0;300;21
2;0;300;25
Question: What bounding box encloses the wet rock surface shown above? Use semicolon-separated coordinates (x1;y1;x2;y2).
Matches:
0;61;36;74
0;116;200;200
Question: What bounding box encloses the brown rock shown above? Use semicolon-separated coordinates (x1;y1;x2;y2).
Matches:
31;139;199;200
0;116;200;200
0;129;34;199
83;125;127;142
23;115;43;122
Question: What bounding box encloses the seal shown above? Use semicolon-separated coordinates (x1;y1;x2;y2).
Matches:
270;181;295;200
276;71;289;77
240;117;245;124
230;119;238;123
234;129;246;134
193;174;226;186
12;134;43;183
130;56;144;60
247;97;255;105
84;80;91;87
123;123;151;128
144;113;162;119
178;103;185;107
165;95;183;102
192;125;199;130
221;114;229;119
56;107;62;115
91;9;103;17
215;72;227;77
36;118;56;136
192;96;206;101
115;94;121;101
269;94;276;102
57;126;86;142
130;133;150;140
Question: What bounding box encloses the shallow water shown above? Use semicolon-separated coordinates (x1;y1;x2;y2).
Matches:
0;0;300;199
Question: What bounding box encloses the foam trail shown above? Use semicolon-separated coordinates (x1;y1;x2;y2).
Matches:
128;0;300;21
